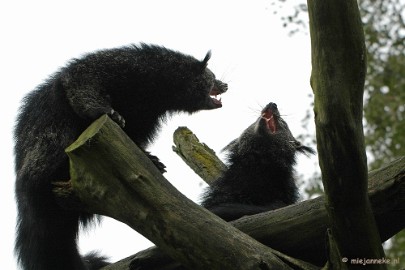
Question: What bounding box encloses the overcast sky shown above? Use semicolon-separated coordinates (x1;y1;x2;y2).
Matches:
0;1;316;269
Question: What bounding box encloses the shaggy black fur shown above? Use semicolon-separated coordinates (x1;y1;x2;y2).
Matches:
14;43;227;270
201;102;314;221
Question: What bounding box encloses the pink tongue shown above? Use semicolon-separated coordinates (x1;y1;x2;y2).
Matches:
268;117;276;133
262;109;277;133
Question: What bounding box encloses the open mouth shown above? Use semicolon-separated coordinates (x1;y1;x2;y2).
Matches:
209;86;223;107
262;109;277;134
207;80;227;109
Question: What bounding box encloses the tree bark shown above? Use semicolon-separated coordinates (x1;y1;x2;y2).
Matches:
60;115;315;270
307;0;386;268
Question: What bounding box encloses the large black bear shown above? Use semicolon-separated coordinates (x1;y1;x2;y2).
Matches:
14;43;227;270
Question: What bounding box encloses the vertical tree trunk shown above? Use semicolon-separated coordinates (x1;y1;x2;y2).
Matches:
307;0;386;268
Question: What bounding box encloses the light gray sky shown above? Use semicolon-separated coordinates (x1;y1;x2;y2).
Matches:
0;1;316;269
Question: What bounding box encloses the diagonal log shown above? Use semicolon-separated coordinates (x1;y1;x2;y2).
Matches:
56;115;319;270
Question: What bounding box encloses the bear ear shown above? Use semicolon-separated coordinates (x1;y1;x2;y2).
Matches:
200;50;212;70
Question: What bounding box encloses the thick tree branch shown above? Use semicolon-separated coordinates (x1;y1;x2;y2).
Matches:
60;115;307;270
307;0;386;267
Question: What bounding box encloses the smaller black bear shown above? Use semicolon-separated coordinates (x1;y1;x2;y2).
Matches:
201;102;314;221
14;43;227;270
130;102;314;269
